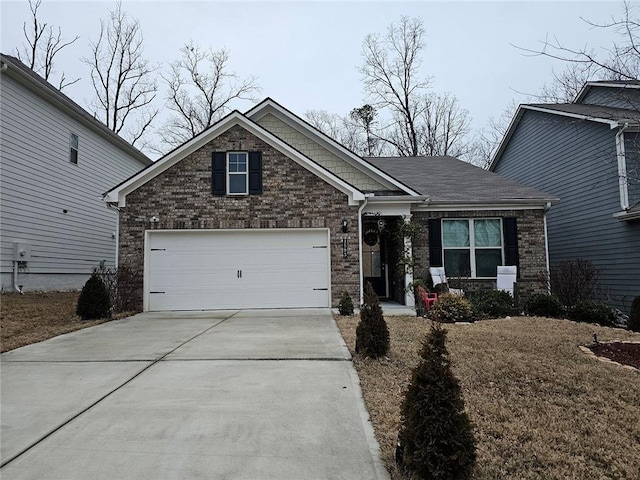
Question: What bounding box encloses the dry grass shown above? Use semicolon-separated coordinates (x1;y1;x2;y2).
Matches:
0;291;110;352
336;315;640;480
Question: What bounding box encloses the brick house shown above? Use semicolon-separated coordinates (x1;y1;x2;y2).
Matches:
105;99;555;311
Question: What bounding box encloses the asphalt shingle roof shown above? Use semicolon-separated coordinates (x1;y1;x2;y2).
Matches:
365;156;556;204
527;103;640;123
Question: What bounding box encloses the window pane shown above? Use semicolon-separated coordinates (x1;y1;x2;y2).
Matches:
229;174;247;193
228;153;247;173
474;219;501;247
476;249;502;277
443;220;469;247
444;249;471;277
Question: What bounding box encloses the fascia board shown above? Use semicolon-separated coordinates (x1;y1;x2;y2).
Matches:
106;111;364;206
413;200;554;211
246;100;421;196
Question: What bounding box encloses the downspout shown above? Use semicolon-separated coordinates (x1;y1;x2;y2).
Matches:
358;194;374;305
543;202;551;294
13;261;24;294
615;123;630;211
107;203;121;268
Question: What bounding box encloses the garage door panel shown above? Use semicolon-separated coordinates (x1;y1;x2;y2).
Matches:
146;229;330;311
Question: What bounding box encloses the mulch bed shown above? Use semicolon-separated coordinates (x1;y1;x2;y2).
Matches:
588;342;640;370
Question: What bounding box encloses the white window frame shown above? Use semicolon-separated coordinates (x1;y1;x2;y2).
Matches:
227;152;248;195
69;133;79;165
442;218;504;278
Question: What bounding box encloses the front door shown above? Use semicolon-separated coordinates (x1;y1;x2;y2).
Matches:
362;225;388;298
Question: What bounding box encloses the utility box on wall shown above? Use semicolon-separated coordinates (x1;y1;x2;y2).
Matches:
13;243;31;262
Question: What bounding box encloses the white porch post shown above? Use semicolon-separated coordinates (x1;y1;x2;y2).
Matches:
403;215;415;307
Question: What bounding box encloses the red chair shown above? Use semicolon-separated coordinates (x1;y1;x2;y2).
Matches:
416;285;438;311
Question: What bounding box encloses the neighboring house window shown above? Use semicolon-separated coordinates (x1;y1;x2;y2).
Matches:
227;152;248;195
69;133;79;164
212;151;263;196
442;219;504;278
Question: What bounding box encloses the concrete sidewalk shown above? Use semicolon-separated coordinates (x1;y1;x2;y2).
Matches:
1;309;389;480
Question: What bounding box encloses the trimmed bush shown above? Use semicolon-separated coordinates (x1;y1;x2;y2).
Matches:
524;293;564;318
470;290;514;318
76;273;111;320
568;301;616;327
338;290;355;316
355;282;390;358
431;293;472;323
398;322;477;479
628;296;640;332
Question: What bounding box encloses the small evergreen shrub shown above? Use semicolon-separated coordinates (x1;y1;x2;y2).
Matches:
524;293;565;318
355;283;390;358
628;296;640;332
568;301;616;327
470;290;514;318
398;323;477;479
77;273;111;320
338;290;355;316
430;293;472;323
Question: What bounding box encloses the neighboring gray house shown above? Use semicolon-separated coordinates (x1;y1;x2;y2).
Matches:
490;81;640;313
104;98;554;312
0;53;151;292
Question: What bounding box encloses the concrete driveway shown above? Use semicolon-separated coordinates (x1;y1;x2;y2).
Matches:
1;309;389;480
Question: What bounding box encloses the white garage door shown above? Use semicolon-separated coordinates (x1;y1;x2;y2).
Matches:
145;229;331;311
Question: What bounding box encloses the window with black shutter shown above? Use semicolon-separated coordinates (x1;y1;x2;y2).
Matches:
212;151;263;196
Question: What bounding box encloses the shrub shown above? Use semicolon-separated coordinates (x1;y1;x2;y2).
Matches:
568;301;616;327
338;290;355;316
398;322;477;479
77;273;111;320
470;290;514;318
355;282;390;358
550;258;600;307
628;296;640;332
524;293;565;318
430;293;472;323
93;261;142;313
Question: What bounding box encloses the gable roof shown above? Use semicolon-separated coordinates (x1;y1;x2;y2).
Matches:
0;53;151;166
367;156;556;206
104;110;366;206
575;80;640;103
245;98;420;196
489;103;640;171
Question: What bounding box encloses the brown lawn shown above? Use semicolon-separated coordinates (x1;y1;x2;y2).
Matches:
335;314;640;480
0;291;109;352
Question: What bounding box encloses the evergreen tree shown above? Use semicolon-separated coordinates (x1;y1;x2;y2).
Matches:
398;322;476;479
355;282;389;358
77;273;111;320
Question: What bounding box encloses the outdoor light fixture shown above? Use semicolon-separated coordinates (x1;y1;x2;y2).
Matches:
342;219;348;233
150;216;159;223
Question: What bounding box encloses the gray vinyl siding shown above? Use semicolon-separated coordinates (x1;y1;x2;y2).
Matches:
494;109;640;313
0;73;147;289
580;85;640;110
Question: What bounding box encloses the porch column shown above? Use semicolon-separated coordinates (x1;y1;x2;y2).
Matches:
403;215;415;307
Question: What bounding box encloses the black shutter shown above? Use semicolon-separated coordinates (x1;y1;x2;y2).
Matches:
248;151;263;195
428;218;443;267
503;217;519;275
212;152;226;196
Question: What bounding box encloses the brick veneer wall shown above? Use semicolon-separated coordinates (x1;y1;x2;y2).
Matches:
411;209;548;304
119;125;361;310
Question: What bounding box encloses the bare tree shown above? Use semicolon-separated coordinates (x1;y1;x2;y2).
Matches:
304;109;366;154
15;0;79;90
517;1;640;82
157;41;260;149
360;16;473;159
360;16;430;156
83;1;158;147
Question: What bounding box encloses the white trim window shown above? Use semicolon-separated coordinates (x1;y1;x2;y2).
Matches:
69;133;79;164
227;152;248;195
442;218;503;278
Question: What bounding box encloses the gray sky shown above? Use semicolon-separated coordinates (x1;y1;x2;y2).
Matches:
0;0;623;157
